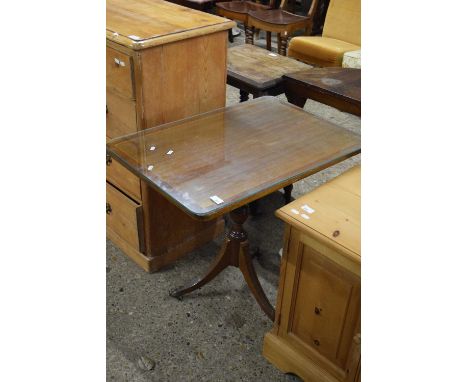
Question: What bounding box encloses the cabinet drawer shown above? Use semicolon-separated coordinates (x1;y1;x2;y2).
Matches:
106;47;134;98
290;244;360;369
106;90;137;139
106;154;141;202
106;182;145;254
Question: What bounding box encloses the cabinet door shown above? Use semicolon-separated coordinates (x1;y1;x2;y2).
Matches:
279;228;360;380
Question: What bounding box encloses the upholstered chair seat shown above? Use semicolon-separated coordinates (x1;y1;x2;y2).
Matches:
288;36;360;66
287;0;360;66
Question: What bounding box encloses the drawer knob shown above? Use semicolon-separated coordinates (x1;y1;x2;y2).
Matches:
113;58;126;67
314;307;322;315
106;203;112;215
106;154;112;166
333;230;340;237
106;104;109;114
313;339;320;346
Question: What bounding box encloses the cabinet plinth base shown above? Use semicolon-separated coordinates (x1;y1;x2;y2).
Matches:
263;332;342;382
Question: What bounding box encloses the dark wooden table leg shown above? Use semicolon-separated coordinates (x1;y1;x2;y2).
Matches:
266;31;272;51
228;28;234;43
169;240;231;299
285;89;307;108
239;241;275;321
240;90;249;102
169;205;275;321
283;184;293;204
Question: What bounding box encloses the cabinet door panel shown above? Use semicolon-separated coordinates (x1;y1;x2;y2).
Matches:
288;242;360;370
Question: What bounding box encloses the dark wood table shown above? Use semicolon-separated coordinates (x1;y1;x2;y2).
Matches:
106;97;361;321
283;68;361;116
227;44;311;102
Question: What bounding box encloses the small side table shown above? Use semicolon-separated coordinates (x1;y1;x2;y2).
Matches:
342;50;361;69
107;97;361;321
283;68;361;116
227;44;311;102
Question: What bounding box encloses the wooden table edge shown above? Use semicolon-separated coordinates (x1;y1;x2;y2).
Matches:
106;20;236;50
106;145;361;222
283;75;361;107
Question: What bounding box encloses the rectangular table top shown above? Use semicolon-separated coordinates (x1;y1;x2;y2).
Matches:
228;45;311;91
283;68;361;106
277;165;361;259
107;97;361;220
106;0;234;50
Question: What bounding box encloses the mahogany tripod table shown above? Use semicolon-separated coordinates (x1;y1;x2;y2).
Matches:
106;97;361;321
283;67;361;116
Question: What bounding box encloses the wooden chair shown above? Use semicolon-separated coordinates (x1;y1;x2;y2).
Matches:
217;0;276;46
247;0;319;55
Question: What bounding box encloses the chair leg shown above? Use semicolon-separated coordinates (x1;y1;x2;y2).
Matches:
245;26;255;45
228;28;234;43
276;33;281;54
279;34;288;56
266;31;272;51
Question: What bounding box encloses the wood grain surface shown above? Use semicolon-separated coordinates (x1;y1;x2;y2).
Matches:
228;44;311;90
107;0;235;50
107;97;361;220
276;165;361;257
283;67;361;115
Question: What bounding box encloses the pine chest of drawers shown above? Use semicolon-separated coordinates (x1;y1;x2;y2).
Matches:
106;0;235;271
263;166;361;382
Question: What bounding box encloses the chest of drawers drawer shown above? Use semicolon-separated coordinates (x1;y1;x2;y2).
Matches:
106;154;141;202
106;90;137;139
106;47;134;99
106;182;145;254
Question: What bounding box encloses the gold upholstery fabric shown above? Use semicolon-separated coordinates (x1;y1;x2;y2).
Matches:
323;0;361;45
287;0;360;67
288;36;360;66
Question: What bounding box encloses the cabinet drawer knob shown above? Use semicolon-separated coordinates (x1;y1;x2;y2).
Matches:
106;154;112;166
106;104;109;114
314;307;322;315
106;202;112;215
113;58;126;67
313;339;320;346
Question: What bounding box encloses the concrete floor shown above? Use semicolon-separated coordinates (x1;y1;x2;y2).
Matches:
107;31;361;381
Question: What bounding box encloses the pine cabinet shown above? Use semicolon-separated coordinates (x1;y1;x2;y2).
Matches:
263;166;361;382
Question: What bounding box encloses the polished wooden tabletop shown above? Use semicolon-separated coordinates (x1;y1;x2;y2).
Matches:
106;0;234;49
107;97;361;220
283;68;361;105
228;45;311;90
